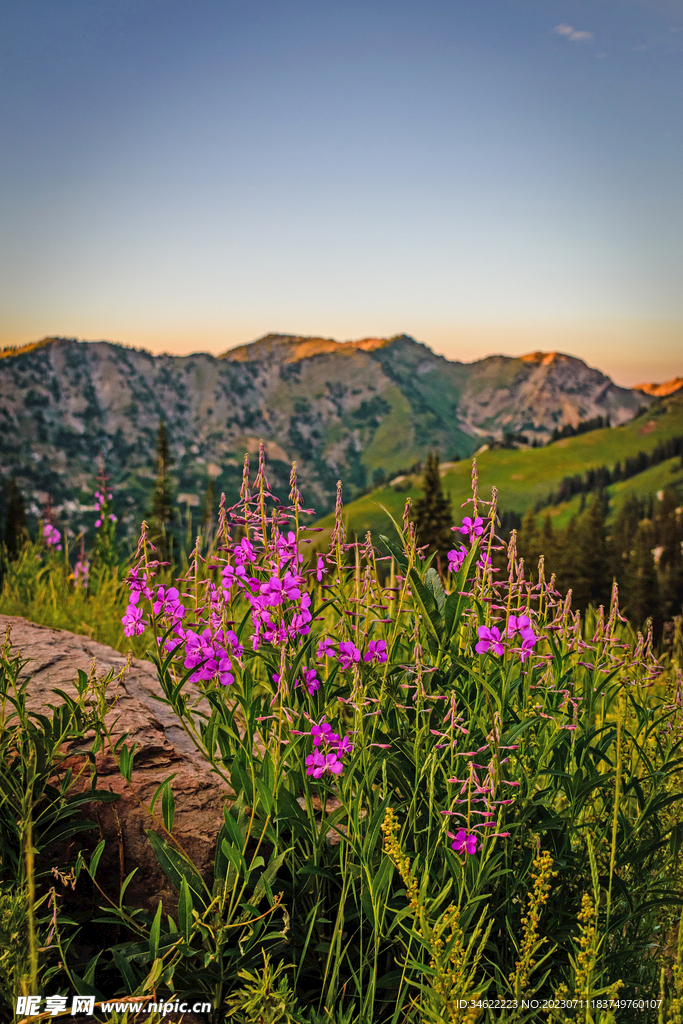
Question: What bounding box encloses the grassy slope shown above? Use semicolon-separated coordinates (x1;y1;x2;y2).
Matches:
317;393;683;538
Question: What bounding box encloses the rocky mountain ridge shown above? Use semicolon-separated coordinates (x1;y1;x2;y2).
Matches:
0;333;651;534
634;376;683;398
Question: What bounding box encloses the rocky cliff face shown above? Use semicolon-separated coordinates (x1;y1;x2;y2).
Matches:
0;334;648;534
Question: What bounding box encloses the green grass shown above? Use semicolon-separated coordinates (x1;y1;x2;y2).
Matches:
546;454;683;530
320;394;683;538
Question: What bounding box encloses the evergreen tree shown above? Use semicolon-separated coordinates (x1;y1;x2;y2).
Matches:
412;452;453;566
572;492;612;611
656;489;683;622
4;477;27;558
624;520;661;634
554;514;578;598
151;420;175;560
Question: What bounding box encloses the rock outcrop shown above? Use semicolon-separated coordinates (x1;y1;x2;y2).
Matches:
0;614;231;913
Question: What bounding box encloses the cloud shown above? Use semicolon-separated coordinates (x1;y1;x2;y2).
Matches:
554;23;594;43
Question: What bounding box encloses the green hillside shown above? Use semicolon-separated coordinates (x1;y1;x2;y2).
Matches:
318;392;683;538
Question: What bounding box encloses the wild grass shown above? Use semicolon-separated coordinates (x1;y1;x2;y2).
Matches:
1;452;683;1023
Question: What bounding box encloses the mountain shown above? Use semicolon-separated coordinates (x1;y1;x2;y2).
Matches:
0;334;652;534
318;389;683;541
634;376;683;398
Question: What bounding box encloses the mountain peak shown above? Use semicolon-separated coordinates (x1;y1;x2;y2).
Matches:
221;332;419;363
519;351;573;366
634;376;683;398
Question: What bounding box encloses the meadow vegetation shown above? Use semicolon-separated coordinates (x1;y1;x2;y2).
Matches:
0;448;683;1023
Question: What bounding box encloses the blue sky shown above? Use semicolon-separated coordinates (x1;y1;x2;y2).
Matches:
1;0;681;384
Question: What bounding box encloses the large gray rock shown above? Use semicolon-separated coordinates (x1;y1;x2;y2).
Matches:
0;614;231;913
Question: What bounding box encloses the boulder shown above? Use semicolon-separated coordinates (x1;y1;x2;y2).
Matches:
0;615;232;913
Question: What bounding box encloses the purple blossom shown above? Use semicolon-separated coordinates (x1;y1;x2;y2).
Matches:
153;586;186;622
475;625;505;656
459;516;484;542
42;523;62;550
447;546;467;572
94;519;102;529
73;559;89;589
451;830;478;856
311;721;335;746
364;639;387;664
306;718;352;778
335;735;354;756
233;538;256;566
122;604;146;637
127;568;153;604
275;530;300;565
317;637;336;659
305;750;344;779
109;513;117;523
338;641;362;671
301;667;321;695
507;614;538;661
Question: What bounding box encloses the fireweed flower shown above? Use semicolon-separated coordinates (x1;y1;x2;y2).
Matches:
316;555;326;582
127;567;153;604
338;641;362;670
317;637;336;659
451;830;478;856
73;559;89;589
307;718;353;778
475;625;505;656
153;586;186;622
507;614;538;661
305;750;344;779
233;538;256;565
459;516;484;542
447;546;467;572
311;722;335;746
364;639;387;664
122;604;145;637
42;523;62;550
301;667;321;695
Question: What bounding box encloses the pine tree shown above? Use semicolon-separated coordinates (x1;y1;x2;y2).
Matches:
412;452;453;565
517;508;540;576
4;477;27;558
572;492;612;611
624;520;661;634
151;420;175;560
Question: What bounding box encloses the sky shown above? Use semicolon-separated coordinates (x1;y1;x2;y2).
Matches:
0;0;681;386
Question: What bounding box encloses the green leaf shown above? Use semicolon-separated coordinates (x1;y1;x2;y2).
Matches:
162;782;175;833
83;951;102;987
379;534;408;572
149;899;163;959
409;568;443;647
112;949;139;994
424;568;445;615
150;773;177;815
177;876;192;944
89;840;106;879
145;830;207;907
